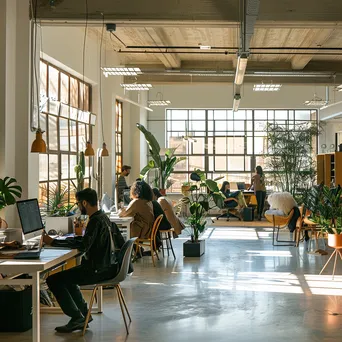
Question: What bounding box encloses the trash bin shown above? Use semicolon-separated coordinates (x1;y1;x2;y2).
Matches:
0;286;32;332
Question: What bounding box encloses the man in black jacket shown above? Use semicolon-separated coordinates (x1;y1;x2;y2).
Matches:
44;188;122;333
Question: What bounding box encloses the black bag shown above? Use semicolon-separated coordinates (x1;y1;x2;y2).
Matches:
243;207;254;221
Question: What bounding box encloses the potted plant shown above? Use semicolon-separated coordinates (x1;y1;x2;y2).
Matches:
0;177;23;226
137;123;186;195
178;170;225;257
40;184;76;234
181;182;191;196
303;184;342;248
71;151;85;192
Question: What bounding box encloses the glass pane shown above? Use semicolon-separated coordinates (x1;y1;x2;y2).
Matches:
234;121;245;131
208;156;214;171
59;118;69;151
48;116;58;150
174;158;187;171
70;77;78;108
78;110;90;123
255;110;267;120
275;110;288;120
49;154;58;180
39;154;48;181
295;110;311;120
169;173;188;193
70;121;77;152
227;137;244;154
69;181;76;202
49;99;60;115
215;137;226;154
60;73;69;104
254;137;267;154
70;155;77;179
168;110;187;120
246;121;253;131
214;110;227;120
78;123;86;152
247;137;253;155
234;110;245;120
228;156;244;171
79;83;88;111
61;154;69;179
245;156;251;171
171;121;186;132
192;138;205;154
40;61;47;97
215;156;226;171
40;113;47;133
255;121;266;131
188;156;204;170
39;182;47;205
189;121;205;131
215;121;227;131
60;103;70;118
85;157;90;177
189;110;205;120
70;107;78;120
90;114;96;125
48;65;59;100
207;137;214;154
246;110;253;120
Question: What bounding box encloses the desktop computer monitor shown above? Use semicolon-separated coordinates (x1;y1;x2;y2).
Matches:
16;199;44;240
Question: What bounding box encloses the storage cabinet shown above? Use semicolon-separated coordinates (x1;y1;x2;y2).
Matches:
317;152;342;186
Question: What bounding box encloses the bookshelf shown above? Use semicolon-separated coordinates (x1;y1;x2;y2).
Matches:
317;152;342;186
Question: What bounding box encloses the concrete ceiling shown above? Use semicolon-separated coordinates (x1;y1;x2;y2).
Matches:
36;0;342;85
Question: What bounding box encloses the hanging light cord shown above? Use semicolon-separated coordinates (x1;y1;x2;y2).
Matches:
82;0;88;112
100;15;105;143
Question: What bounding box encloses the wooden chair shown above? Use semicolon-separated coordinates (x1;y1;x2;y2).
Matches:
159;227;176;259
134;214;163;267
265;209;296;246
82;238;136;336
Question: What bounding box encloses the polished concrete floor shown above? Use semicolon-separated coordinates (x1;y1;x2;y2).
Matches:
2;225;342;341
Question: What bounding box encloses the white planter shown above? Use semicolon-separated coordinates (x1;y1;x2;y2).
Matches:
45;216;75;235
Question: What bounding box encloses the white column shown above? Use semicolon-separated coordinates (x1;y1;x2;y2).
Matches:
0;0;32;226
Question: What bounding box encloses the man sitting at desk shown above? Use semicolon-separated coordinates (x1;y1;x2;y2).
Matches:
43;188;123;333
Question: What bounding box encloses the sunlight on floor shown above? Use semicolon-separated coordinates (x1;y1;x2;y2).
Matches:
209;228;258;240
305;275;342;296
245;250;293;257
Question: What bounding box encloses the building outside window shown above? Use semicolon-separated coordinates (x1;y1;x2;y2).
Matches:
39;60;96;206
151;109;317;193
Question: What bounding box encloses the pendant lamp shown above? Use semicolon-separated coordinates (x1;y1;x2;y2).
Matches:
101;142;109;157
84;141;95;156
31;129;47;153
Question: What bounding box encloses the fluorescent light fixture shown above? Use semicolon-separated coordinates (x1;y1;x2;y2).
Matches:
121;83;152;91
233;94;241;112
148;100;171;107
335;85;342;92
199;45;211;50
234;55;248;85
304;100;328;106
101;67;142;77
253;84;282;92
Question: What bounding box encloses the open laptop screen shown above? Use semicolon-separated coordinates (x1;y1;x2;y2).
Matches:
16;199;44;237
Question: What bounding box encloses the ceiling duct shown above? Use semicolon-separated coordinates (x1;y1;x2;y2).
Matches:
241;0;260;53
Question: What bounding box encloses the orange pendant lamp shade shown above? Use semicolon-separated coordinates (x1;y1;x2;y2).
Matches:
31;130;47;153
84;141;95;156
101;142;109;157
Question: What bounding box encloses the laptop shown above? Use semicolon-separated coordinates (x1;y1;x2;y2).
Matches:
14;234;43;259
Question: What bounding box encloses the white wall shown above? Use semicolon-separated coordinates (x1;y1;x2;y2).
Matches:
147;84;342;151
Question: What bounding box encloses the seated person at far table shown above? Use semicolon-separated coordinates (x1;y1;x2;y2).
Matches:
118;180;154;239
220;181;240;208
152;188;185;237
43;188;125;333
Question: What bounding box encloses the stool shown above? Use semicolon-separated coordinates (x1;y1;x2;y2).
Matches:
159;228;176;259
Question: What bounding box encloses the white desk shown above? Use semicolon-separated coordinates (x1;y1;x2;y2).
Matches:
0;248;79;342
110;215;133;240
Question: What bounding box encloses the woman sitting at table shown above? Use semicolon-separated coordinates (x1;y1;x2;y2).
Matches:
118;180;154;238
220;181;239;208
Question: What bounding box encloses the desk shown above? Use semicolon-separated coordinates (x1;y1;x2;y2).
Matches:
243;191;257;206
110;215;133;240
0;248;79;342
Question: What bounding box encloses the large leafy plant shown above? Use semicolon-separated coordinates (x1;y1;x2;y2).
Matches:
40;184;75;217
137;123;186;189
0;177;23;210
178;169;225;242
303;184;342;234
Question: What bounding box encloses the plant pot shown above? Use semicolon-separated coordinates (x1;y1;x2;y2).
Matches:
45;216;75;235
183;239;205;257
181;185;191;196
328;233;342;248
159;188;166;196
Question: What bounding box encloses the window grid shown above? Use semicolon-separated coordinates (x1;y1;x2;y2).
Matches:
115;100;124;176
158;109;318;192
39;59;93;206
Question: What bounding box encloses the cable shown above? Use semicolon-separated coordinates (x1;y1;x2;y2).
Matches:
82;0;88;112
100;14;105;143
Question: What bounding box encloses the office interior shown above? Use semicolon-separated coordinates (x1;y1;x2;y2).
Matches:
1;1;342;341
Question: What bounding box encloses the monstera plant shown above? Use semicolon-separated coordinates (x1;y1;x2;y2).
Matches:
0;177;23;211
137;123;186;193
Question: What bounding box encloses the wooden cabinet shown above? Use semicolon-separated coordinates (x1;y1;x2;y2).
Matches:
317;152;342;186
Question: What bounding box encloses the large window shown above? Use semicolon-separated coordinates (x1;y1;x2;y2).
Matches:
115;100;123;176
156;109;317;192
39;60;96;205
